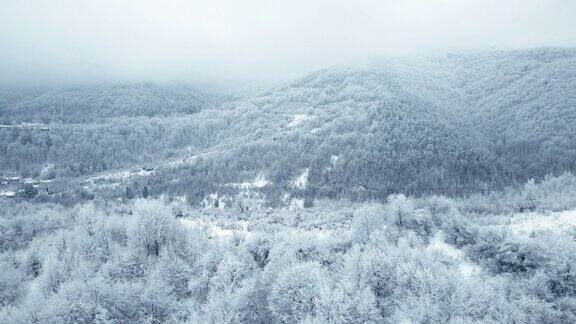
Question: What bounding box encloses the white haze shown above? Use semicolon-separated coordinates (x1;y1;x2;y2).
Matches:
1;0;575;86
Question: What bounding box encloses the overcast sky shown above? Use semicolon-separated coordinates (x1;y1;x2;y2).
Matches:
1;0;575;86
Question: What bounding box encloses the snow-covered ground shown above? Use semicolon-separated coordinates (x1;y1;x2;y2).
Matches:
509;209;576;236
292;168;309;190
0;122;49;129
0;190;16;198
180;218;252;240
226;175;270;189
426;209;576;278
164;150;216;168
22;178;53;184
202;193;228;209
427;231;481;279
288;198;305;210
330;155;339;166
85;168;155;184
85;170;131;184
287;114;315;128
180;214;332;242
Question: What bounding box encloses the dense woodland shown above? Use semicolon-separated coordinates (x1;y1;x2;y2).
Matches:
0;83;219;124
2;174;576;322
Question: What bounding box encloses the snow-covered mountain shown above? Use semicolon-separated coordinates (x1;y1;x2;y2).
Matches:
444;48;576;179
1;48;575;203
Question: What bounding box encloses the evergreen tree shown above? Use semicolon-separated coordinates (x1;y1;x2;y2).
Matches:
18;183;38;200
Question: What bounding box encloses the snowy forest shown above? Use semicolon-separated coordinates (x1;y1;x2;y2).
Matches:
2;47;576;323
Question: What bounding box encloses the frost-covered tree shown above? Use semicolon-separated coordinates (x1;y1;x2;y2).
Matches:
268;262;328;322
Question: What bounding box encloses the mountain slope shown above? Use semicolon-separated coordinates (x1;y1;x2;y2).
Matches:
0;83;220;123
444;48;576;180
173;49;576;202
2;48;575;205
0;84;221;178
179;65;504;200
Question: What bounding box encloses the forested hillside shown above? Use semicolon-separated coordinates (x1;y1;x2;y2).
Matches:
445;48;576;180
1;48;575;206
191;65;504;199
0;83;219;124
0;84;222;178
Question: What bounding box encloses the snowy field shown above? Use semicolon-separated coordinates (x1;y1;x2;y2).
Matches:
509;209;576;236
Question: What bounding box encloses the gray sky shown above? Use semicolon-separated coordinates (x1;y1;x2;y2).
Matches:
1;0;575;86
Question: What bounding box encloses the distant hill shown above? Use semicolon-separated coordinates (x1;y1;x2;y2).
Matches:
443;48;576;180
188;65;504;199
0;83;221;177
0;83;221;123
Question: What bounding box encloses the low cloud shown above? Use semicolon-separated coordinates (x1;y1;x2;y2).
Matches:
1;0;575;86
